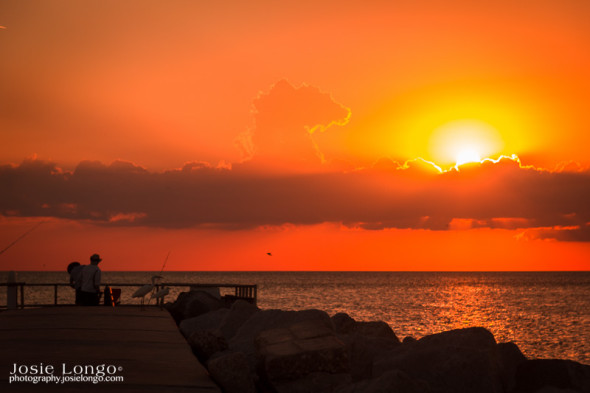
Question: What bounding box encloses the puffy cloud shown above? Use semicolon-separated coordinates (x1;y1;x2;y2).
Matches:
237;79;351;171
2;156;590;241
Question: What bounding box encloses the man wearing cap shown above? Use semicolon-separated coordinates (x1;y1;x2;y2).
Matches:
79;254;102;306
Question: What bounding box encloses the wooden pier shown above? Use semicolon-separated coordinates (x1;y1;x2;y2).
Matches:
0;307;221;392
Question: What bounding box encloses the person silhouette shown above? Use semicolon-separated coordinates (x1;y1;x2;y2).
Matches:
79;254;102;306
67;261;84;305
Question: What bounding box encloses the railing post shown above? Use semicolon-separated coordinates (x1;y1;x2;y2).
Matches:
6;271;18;310
20;284;24;309
54;284;58;305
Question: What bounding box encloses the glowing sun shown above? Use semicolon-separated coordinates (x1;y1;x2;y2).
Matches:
455;148;481;166
429;119;504;167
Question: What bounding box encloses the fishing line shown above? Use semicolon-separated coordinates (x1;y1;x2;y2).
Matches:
159;251;171;275
0;220;45;257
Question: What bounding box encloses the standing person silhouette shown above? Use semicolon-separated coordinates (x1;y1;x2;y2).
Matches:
67;261;84;305
79;254;102;306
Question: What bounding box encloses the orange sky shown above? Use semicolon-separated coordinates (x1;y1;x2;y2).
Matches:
1;0;590;271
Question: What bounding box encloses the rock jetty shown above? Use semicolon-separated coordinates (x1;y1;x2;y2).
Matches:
165;290;590;393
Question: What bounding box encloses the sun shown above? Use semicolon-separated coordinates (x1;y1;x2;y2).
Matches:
429;119;504;167
455;148;481;166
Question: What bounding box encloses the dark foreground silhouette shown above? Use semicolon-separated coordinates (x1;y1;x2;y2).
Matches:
165;290;590;393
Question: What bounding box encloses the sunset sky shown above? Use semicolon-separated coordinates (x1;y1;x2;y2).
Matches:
1;0;590;271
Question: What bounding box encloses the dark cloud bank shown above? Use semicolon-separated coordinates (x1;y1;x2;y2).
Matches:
2;80;589;241
2;157;590;241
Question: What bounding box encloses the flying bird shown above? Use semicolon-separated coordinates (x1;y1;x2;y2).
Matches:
267;252;272;256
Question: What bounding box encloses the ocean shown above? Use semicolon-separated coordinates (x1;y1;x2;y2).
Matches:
1;271;589;364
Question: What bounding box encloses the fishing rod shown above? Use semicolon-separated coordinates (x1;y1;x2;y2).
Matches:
159;251;171;275
0;221;45;257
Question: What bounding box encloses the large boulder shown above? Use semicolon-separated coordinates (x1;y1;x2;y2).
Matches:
331;312;400;342
190;285;221;299
373;327;504;393
336;369;431;393
331;313;401;381
187;329;228;363
179;308;230;338
497;342;527;392
256;319;350;383
229;308;333;370
417;326;497;349
343;333;401;381
513;359;590;393
207;351;256;393
165;290;225;324
403;336;417;344
332;313;357;334
355;321;399;341
219;299;260;341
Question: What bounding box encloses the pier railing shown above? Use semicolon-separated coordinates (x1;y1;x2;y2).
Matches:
0;282;257;309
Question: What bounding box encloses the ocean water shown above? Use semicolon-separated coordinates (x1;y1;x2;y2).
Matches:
1;271;589;364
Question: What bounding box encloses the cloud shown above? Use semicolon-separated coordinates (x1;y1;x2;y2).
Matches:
2;156;590;241
237;79;351;171
1;79;588;241
517;224;590;242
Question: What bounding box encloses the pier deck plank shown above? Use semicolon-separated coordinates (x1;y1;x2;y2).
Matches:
0;307;221;392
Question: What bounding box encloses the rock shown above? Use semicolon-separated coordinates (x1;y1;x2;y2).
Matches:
497;342;527;392
513;359;590;393
184;290;225;319
207;351;256;393
272;372;352;393
190;285;221;299
165;290;225;324
179;308;230;338
256;319;350;383
344;333;401;381
373;327;504;393
229;308;333;370
403;336;417;344
336;369;431;393
331;313;399;342
417;326;497;349
332;313;400;380
219;299;260;341
355;321;399;341
332;313;356;334
163;299;184;324
255;318;334;346
187;329;228;363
